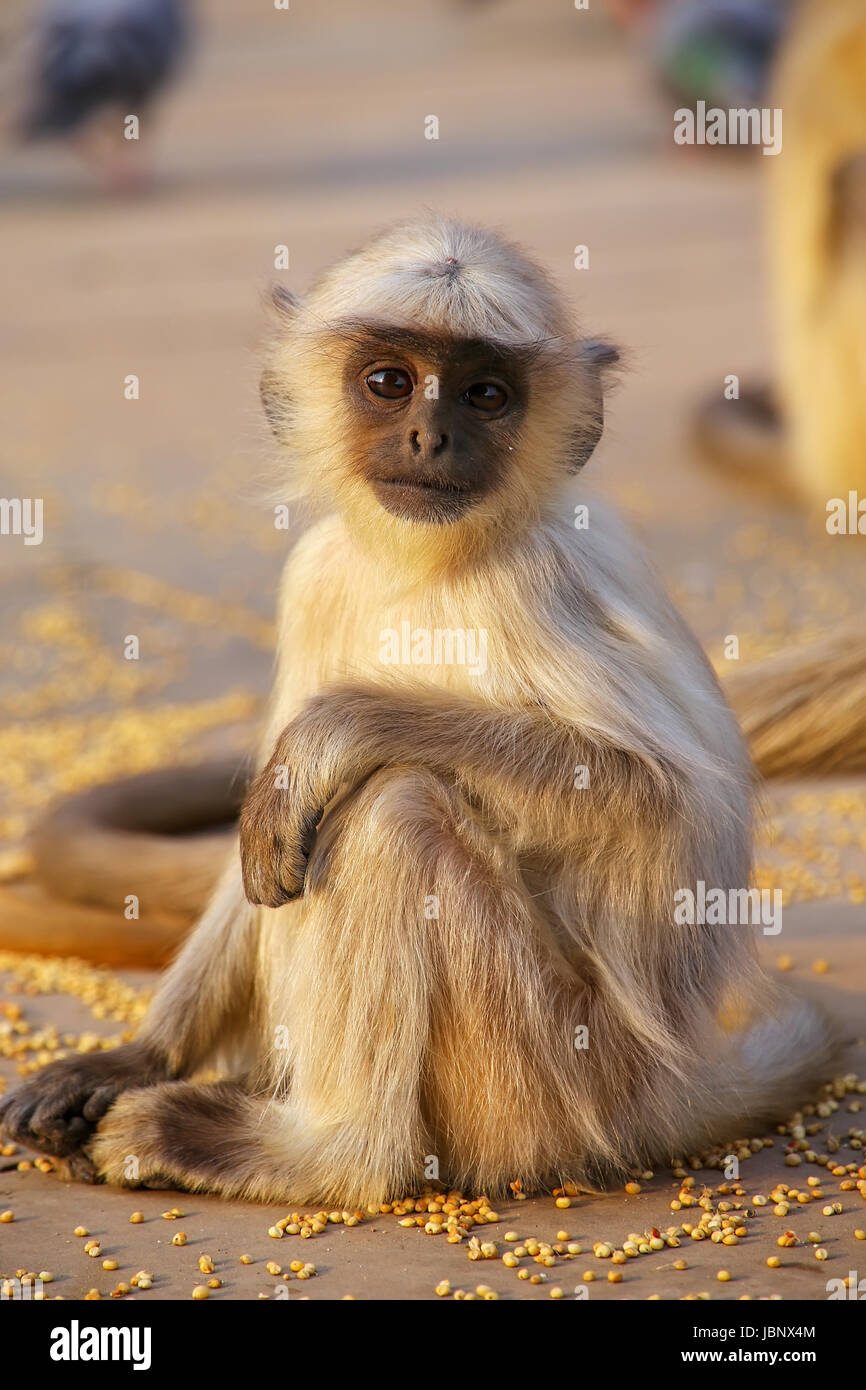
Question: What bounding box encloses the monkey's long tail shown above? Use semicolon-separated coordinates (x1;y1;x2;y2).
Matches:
0;760;245;966
722;617;866;778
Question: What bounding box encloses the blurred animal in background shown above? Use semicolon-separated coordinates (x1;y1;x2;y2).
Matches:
610;0;791;108
692;0;866;505
16;0;190;189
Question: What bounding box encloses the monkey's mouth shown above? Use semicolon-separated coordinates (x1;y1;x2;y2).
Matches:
370;475;477;523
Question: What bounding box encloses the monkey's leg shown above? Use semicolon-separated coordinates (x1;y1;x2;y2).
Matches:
280;765;614;1197
88;768;593;1204
87;1080;296;1199
91;772;440;1204
0;855;259;1164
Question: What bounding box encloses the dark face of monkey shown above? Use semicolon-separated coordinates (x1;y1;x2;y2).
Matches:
341;324;530;524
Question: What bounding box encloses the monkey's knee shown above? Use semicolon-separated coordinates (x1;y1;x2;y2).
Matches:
307;765;499;896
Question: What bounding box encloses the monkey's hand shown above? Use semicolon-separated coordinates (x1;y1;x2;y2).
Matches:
0;1043;165;1170
239;744;323;907
239;687;393;905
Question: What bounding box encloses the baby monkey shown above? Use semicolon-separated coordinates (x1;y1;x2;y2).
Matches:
0;217;832;1204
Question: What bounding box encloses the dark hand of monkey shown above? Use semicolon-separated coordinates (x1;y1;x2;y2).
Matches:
0;1042;166;1163
239;758;322;906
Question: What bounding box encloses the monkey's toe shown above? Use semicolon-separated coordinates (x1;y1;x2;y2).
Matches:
65;1152;99;1184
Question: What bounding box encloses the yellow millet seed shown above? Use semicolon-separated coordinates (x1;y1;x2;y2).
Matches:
129;1212;144;1224
198;1255;214;1274
717;1270;731;1282
102;1260;118;1272
171;1233;187;1247
191;1285;209;1300
0;1211;14;1223
239;1254;253;1265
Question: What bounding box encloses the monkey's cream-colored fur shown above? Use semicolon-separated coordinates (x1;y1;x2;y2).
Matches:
3;218;833;1204
770;0;866;503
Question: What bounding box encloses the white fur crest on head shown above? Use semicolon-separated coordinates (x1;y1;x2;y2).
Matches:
300;215;571;344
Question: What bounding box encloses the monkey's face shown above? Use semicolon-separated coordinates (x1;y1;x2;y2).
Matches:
341;326;529;525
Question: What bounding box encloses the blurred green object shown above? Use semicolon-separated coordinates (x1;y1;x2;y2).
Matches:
628;0;794;108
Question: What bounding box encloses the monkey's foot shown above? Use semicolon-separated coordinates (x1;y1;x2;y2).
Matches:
0;1043;164;1160
89;1080;257;1195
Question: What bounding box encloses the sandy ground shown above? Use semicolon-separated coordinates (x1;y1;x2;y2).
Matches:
0;0;864;1300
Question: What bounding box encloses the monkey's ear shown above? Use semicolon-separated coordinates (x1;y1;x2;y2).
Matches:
569;339;620;473
260;367;288;440
270;283;302;321
261;287;300;439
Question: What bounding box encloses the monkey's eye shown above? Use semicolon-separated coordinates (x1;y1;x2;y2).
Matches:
365;368;413;400
462;381;508;413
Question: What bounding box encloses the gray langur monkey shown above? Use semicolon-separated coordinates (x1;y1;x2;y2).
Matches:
0;216;834;1205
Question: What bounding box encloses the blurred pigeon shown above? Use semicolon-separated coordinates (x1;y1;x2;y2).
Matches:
19;0;189;184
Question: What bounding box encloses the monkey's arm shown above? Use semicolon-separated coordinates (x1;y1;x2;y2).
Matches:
239;682;684;906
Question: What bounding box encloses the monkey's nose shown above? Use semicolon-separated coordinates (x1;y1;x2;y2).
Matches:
409;428;448;457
